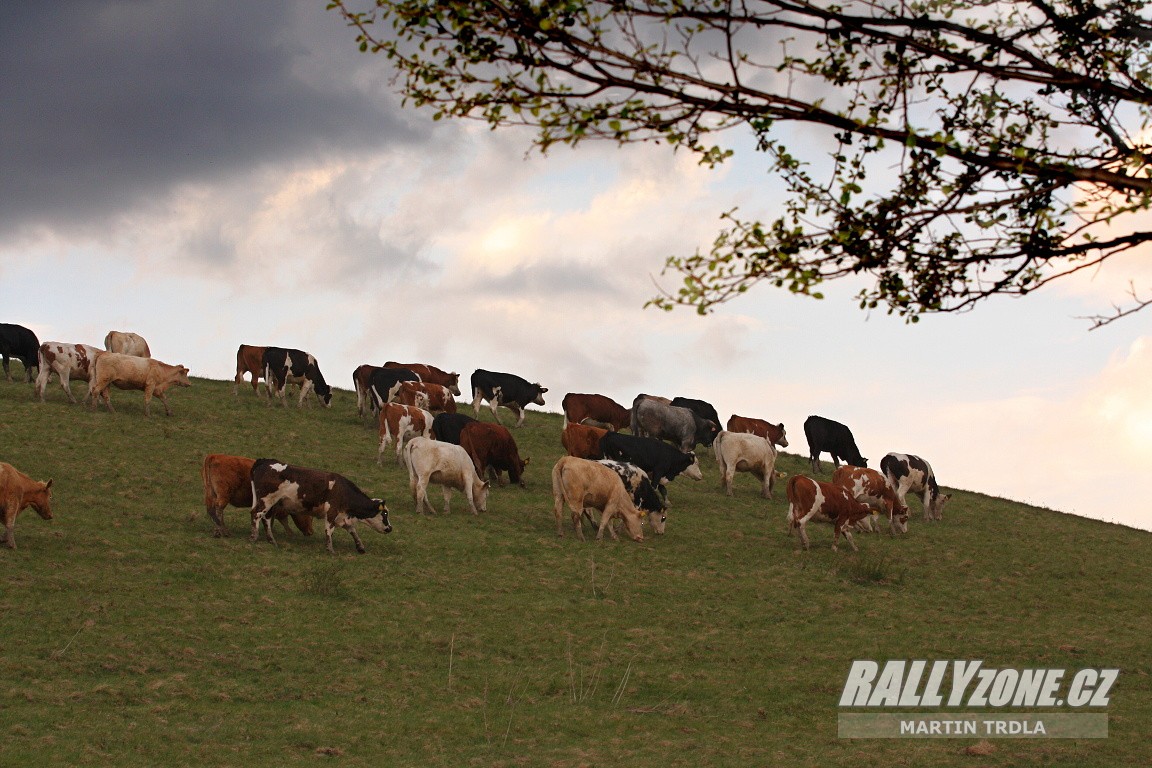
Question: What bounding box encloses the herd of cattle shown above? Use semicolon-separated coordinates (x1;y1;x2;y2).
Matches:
0;322;951;553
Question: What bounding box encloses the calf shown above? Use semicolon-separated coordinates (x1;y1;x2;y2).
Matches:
713;430;779;499
726;414;789;448
460;421;529;487
470;368;547;427
384;361;462;396
562;393;631;431
561;421;609;460
631;395;720;452
87;353;192;416
396;380;457;414
0;323;40;382
104;330;151;357
0;461;53;549
200;454;313;538
403;437;490;515
378;403;433;465
234;344;267;395
263;347;333;408
599;432;703;491
249;459;392;554
803;415;867;473
881;453;951;521
551;456;645;542
596;459;667;535
786;474;874;551
430;412;478;444
35;342;102;402
832;465;909;535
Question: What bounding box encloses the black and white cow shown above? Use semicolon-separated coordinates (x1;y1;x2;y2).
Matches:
470;369;547;427
598;432;703;496
367;367;421;414
0;323;40;382
248;459;392;553
670;396;722;431
881;453;952;521
631;395;720;452
596;459;667;534
430;412;478;445
262;347;333;407
803;415;867;473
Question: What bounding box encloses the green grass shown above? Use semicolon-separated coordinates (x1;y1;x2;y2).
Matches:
1;372;1150;767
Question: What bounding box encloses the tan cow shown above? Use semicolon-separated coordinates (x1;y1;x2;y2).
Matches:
87;352;191;416
714;430;779;498
103;330;151;357
35;342;102;402
200;454;314;538
403;437;490;515
233;344;267;395
832;465;909;535
378;403;433;465
551;456;645;543
1;461;53;549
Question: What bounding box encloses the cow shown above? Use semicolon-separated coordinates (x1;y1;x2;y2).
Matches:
352;364;382;418
832;465;910;535
87;353;191;416
403;437;490;515
713;430;779;499
881;453;952;521
0;461;53;549
35;342;102;402
234;344;267;395
103;330;151;358
384;361;462;396
199;454;314;538
367;367;421;414
670;396;722;430
598;432;704;493
470;369;547;427
562;393;631;432
803;415;867;473
551;456;645;543
596;459;667;535
786;474;874;551
726;414;789;449
378;403;433;465
249;459;392;554
263;347;332;408
0;323;40;382
561;421;608;460
459;421;529;487
430;412;478;445
631;395;720;452
396;380;457;414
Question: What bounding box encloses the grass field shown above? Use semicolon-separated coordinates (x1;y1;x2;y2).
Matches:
1;372;1150;767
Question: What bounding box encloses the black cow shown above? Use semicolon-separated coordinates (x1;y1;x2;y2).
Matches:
249;459;392;554
431;412;478;444
262;347;332;407
670;396;722;430
598;432;703;498
632;395;720;451
367;367;421;414
0;323;40;382
470;368;547;428
803;415;867;473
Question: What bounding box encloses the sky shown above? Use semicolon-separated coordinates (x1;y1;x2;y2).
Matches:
2;1;1150;532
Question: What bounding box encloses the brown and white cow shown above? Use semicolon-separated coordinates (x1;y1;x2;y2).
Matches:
403;437;490;515
713;430;779;499
104;330;151;357
384;361;462;396
1;461;53;549
378;403;433;465
87;352;191;416
249;459;392;554
786;474;874;551
234;344;267;395
562;393;631;431
396;381;457;414
551;456;645;543
561;421;609;460
832;465;909;535
353;364;382;418
881;453;952;521
200;454;314;538
460;421;529;487
726;414;789;449
35;342;102;402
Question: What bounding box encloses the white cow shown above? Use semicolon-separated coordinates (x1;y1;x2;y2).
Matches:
713;430;779;499
104;330;151;357
403;437;490;515
35;342;102;402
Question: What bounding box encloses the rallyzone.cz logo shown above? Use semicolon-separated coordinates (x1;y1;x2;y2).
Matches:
837;660;1117;739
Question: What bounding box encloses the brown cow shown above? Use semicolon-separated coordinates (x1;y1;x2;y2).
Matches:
200;454;313;538
352;364;382;418
551;456;644;542
562;393;631;431
234;344;267;395
832;465;909;535
1;461;53;549
726;414;789;448
460;421;529;487
378;403;433;465
384;361;462;396
561;421;608;460
35;342;102;402
87;353;191;416
104;330;151;357
786;475;874;551
396;380;457;414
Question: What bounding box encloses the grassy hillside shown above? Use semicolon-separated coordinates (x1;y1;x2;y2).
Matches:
1;373;1149;767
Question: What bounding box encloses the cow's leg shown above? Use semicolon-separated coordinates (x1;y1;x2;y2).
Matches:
809;453;820;474
511;404;525;428
835;521;859;552
207;503;228;538
596;508;621;541
59;370;77;403
323;519;339;554
157;390;173;416
471;388;485;416
2;502;17;549
553;492;567;537
1;355;10;381
377;432;391;466
441;485;455;515
344;521;367;554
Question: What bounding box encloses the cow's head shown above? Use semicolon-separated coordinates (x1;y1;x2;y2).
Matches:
931;493;953;521
894;503;910;534
316;383;333;407
514;456;530;488
29;479;53;520
174;366;192;387
532;385;548;406
773;424;789;448
363;499;393;534
680;453;703;482
620;505;645;543
474;480;491;513
447;373;462;396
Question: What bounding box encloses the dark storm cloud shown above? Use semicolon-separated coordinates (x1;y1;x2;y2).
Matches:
0;0;419;236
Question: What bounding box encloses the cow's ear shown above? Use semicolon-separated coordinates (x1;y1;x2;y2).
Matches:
539;387;548;393
44;479;53;490
378;502;385;512
523;457;530;466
